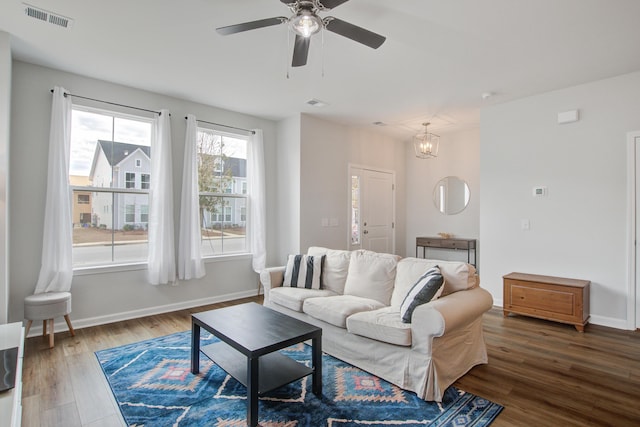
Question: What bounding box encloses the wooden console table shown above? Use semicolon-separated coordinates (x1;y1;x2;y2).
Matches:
415;237;477;266
503;272;590;332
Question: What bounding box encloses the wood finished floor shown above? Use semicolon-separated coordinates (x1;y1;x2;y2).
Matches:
20;297;640;427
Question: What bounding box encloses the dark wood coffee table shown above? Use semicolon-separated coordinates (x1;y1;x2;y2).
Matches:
191;302;322;427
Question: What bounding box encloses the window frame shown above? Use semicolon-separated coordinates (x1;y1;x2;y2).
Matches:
70;105;154;271
197;126;250;258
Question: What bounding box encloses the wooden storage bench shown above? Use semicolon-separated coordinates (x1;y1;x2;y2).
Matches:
503;272;590;332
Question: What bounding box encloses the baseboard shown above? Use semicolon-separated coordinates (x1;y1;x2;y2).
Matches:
25;289;260;338
492;301;630;330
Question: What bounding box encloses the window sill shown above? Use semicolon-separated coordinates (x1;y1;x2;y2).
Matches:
72;253;253;276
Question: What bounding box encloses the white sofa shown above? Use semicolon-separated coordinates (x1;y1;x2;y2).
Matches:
259;247;493;402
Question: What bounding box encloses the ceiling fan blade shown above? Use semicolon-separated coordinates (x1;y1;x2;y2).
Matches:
325;17;386;49
292;35;310;67
216;17;287;36
280;0;350;9
317;0;351;9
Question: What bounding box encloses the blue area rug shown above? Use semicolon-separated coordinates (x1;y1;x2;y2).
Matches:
96;330;502;426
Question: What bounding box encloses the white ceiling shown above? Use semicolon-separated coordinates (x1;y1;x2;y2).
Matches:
2;0;640;138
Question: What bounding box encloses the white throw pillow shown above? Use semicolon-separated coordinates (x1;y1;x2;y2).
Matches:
283;254;325;289
343;250;400;305
399;266;444;323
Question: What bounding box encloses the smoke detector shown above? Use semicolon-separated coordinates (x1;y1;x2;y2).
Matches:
23;3;74;29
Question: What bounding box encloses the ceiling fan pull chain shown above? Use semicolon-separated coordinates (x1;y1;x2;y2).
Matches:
321;25;325;78
286;28;291;79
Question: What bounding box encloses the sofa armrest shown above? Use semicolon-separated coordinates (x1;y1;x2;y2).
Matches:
259;266;285;305
429;286;493;333
410;286;493;353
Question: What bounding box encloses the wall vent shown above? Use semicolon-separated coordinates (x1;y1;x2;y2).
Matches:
23;3;74;29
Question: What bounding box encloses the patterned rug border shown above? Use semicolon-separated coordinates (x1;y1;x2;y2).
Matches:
96;330;503;426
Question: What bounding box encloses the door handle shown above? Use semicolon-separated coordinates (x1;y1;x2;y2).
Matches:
363;230;368;234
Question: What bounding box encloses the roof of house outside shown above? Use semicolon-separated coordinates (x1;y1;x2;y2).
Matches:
97;140;151;166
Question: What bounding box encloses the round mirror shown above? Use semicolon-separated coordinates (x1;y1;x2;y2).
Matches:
433;176;470;215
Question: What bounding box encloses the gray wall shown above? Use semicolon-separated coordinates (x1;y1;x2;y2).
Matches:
0;32;10;324
404;127;480;263
9;61;279;328
480;71;640;329
299;114;407;256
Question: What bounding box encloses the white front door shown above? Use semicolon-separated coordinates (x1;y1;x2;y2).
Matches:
349;166;395;253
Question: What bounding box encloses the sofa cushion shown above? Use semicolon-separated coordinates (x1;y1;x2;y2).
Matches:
303;295;385;328
392;258;478;308
283;254;325;289
270;287;336;312
399;266;444;323
343;250;401;305
307;247;351;295
346;307;412;346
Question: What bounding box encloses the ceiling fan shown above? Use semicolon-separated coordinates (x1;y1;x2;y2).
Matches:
216;0;386;67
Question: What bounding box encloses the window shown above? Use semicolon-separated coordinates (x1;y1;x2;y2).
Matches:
125;172;136;189
351;175;360;245
197;127;248;257
70;106;152;268
125;204;135;223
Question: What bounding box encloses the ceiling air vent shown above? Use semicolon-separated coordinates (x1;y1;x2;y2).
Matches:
23;3;74;29
306;99;327;108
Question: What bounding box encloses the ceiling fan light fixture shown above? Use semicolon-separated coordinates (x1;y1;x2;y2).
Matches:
290;10;322;37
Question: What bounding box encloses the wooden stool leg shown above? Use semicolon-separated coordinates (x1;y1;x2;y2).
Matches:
43;320;47;337
64;314;75;336
49;319;55;348
25;320;33;338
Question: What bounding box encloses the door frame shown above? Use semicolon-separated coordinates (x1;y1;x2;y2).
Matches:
347;163;396;254
627;131;640;330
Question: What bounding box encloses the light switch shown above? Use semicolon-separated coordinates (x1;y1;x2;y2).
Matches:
329;218;339;227
521;219;530;230
321;218;329;227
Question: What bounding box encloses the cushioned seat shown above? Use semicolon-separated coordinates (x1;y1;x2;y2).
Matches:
269;287;336;312
347;306;412;346
24;291;75;348
303;295;385;328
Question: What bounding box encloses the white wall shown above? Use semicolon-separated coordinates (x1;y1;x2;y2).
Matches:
299;114;407;256
405;128;480;263
0;32;10;324
480;71;640;329
9;61;279;328
275;115;302;262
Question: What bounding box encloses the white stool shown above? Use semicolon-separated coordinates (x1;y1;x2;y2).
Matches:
24;291;75;348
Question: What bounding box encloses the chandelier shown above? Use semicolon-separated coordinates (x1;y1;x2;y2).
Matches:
413;122;440;159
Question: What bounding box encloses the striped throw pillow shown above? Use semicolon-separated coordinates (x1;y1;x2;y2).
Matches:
400;266;444;323
283;254;325;290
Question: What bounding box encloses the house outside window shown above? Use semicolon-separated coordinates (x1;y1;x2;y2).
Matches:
77;194;90;204
70;105;152;268
197;127;248;257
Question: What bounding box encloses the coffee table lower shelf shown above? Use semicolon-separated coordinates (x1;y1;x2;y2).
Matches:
201;342;314;395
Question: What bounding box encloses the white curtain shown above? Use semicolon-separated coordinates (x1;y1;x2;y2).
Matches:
248;129;266;272
178;115;205;280
34;86;73;294
148;109;176;285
